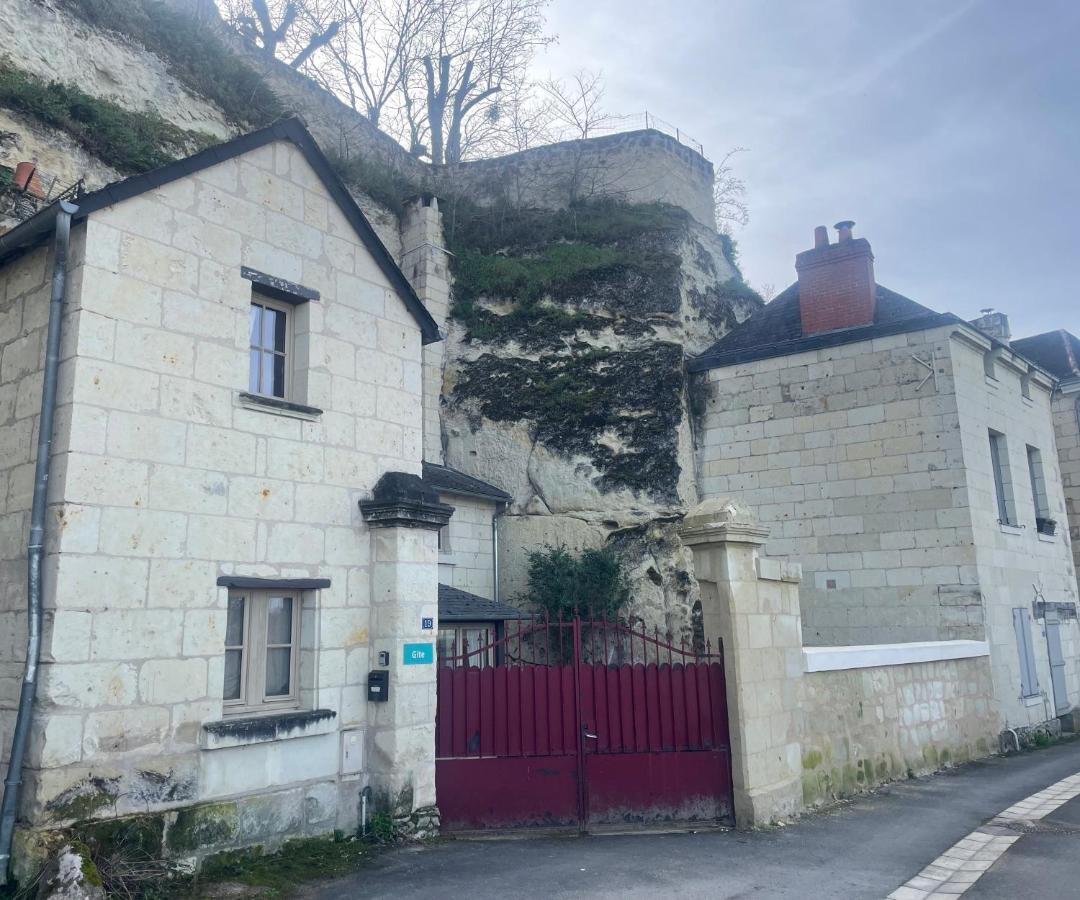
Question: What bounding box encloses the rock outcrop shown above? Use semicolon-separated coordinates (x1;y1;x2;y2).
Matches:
440;201;761;631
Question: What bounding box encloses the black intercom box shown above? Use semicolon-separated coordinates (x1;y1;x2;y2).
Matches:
367;670;389;702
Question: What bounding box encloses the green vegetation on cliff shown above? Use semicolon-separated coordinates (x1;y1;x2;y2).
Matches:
453;343;686;499
60;0;284;127
0;63;216;175
445;199;687;348
444;199;760;501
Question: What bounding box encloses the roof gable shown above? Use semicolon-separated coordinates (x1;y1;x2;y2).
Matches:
0;118;440;344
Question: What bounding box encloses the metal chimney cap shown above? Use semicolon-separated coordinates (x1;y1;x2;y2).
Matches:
834;220;856;231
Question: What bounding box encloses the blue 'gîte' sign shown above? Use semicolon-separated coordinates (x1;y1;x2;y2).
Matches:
403;642;434;665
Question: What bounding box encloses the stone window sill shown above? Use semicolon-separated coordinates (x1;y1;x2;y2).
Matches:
1023;695;1043;707
200;708;336;750
238;392;323;421
1037;532;1056;543
999;523;1024;536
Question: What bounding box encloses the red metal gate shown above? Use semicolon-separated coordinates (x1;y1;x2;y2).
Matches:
435;616;733;831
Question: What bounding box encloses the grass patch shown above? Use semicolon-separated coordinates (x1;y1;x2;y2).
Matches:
59;0;284;127
326;151;419;219
0;63;216;174
444;198;688;347
182;836;374;898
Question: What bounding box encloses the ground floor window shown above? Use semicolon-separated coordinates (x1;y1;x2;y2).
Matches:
224;590;301;715
437;623;494;668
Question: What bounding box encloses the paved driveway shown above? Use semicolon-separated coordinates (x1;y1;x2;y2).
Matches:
303;741;1080;899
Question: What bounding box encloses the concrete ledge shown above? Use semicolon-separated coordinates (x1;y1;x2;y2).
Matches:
804;640;990;673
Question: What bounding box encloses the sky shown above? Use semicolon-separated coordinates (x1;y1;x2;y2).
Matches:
532;0;1080;339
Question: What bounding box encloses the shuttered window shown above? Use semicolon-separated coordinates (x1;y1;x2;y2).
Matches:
1012;607;1040;699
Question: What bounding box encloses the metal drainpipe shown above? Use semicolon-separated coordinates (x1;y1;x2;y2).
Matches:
0;202;76;884
492;502;504;604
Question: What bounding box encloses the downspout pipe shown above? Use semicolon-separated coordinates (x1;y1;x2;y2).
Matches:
0;201;77;884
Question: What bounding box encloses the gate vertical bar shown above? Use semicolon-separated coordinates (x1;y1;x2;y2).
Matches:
572;616;588;832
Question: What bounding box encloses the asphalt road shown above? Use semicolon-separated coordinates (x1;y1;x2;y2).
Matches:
306;740;1080;899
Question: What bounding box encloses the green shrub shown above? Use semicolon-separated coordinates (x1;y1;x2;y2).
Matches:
365;812;397;845
0;64;216;174
59;0;284;127
524;546;630;620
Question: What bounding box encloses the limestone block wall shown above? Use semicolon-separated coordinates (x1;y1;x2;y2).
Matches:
1050;384;1080;595
7;139;427;852
697;324;980;645
0;243;54;790
437;494;496;600
800;654;998;807
445;130;716;227
949;333;1080;728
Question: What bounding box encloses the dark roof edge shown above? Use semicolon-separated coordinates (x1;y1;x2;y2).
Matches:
422;462;512;501
689;311;957;372
0;118;440;345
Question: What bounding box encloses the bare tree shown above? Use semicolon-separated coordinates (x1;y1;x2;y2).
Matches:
222;0;553;163
412;0;554;164
224;0;341;67
713;147;749;233
540;68;607;141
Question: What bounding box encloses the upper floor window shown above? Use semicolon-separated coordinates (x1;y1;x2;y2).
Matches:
989;430;1016;526
224;590;301;716
1027;445;1054;534
249;296;291;399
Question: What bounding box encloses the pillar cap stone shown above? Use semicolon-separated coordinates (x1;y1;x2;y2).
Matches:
678;497;770;546
360;471;454;530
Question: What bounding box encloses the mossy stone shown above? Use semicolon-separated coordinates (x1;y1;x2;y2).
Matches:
167;802;240;853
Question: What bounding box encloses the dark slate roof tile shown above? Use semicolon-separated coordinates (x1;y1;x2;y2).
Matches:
423;462;511;501
1011;331;1080;379
438;584;529;621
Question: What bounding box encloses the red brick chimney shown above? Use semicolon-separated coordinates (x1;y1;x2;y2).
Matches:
795;221;876;335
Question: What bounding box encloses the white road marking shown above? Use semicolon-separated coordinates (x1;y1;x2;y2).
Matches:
886;771;1080;899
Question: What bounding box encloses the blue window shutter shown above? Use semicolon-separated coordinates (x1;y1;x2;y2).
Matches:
1012;608;1040;698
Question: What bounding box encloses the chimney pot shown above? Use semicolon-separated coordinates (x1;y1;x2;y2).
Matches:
835;220;856;242
813;225;829;249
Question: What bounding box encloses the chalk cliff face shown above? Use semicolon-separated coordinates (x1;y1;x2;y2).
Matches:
439;202;760;632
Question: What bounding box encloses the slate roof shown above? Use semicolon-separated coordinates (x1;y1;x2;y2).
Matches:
423;462;511;501
1011;331;1080;380
689;282;954;372
0;117;440;344
438;584;529;622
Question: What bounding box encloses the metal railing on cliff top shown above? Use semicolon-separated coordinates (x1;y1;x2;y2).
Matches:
587;112;705;158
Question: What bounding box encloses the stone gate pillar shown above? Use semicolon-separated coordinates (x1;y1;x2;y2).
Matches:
360;472;452;832
679;498;805;826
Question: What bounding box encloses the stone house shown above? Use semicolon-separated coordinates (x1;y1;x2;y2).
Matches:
421;461;523;661
0;118;457;872
691;222;1079;733
1011;330;1080;597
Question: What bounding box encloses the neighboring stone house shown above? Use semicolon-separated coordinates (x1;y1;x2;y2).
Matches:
420;461;523;660
691;222;1079;732
0;118;456;873
1011;330;1080;597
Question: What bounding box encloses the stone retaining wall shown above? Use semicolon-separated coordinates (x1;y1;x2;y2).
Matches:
800;654;998;807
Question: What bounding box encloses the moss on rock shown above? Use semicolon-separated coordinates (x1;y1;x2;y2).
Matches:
167;801;239;853
452;343;685;499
